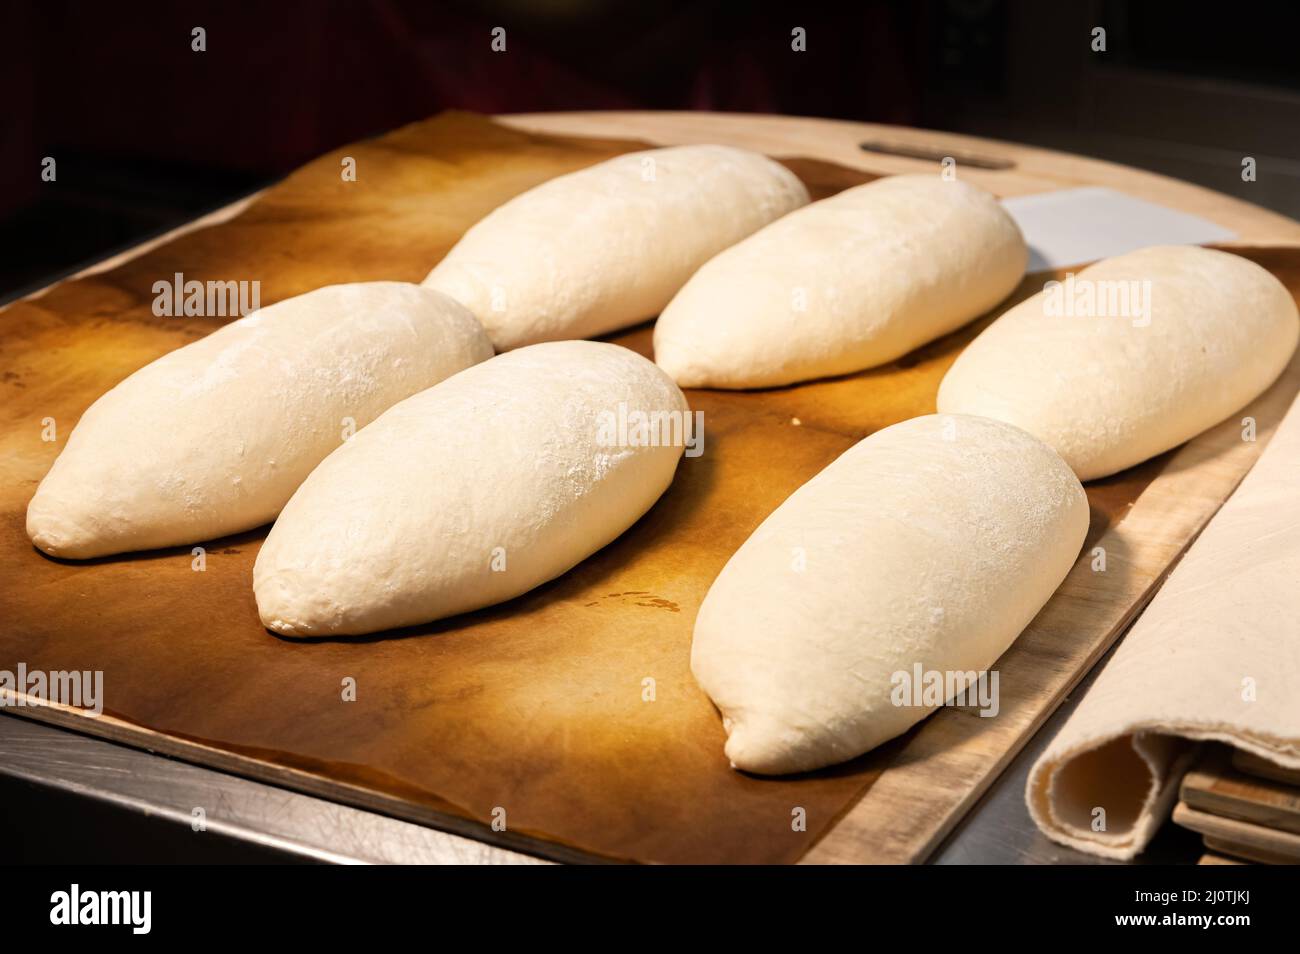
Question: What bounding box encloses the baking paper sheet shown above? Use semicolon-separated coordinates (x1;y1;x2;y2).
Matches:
1003;186;1237;271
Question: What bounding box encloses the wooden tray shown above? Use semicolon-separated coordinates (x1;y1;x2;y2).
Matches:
2;111;1298;864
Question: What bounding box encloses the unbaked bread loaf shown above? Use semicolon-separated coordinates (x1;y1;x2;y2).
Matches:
423;145;809;351
938;245;1299;480
26;283;492;559
691;414;1088;776
653;174;1027;389
254;340;690;636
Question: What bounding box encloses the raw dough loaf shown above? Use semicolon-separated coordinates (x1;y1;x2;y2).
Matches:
254;340;690;635
653;174;1027;389
937;245;1299;481
423;145;809;351
27;283;492;559
691;414;1088;776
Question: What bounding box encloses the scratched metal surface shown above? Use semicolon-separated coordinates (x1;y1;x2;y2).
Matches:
0;712;544;864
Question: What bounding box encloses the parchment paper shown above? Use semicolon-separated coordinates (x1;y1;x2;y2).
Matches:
1002;187;1236;271
1027;391;1300;860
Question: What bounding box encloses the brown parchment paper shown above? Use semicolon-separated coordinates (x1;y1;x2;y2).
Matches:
0;110;1243;864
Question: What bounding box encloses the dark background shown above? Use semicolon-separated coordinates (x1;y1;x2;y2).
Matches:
3;0;1300;301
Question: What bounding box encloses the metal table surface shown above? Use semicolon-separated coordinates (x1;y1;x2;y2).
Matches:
0;712;545;865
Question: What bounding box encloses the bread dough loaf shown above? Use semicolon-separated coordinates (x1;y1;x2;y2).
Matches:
27;283;492;558
423;145;809;351
691;414;1088;775
937;245;1299;480
254;340;690;635
653;174;1027;389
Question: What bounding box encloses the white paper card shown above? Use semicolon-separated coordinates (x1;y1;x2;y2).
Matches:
1000;187;1237;272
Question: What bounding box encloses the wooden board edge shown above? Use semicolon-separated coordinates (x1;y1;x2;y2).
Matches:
1174;802;1300;861
498;111;1300;244
1233;749;1300;786
1181;750;1300;836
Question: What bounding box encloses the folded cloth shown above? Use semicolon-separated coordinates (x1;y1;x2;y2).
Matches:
1027;392;1300;859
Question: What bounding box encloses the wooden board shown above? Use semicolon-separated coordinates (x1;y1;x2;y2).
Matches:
2;111;1298;864
1233;749;1300;787
1203;839;1293;865
1174;804;1300;864
499;112;1300;248
1182;749;1300;836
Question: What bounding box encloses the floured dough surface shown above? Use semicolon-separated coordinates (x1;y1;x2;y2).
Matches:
254;340;690;636
690;414;1088;775
653;174;1027;388
26;282;492;558
938;245;1300;480
423;145;809;350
